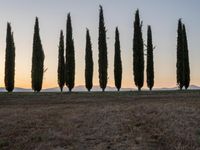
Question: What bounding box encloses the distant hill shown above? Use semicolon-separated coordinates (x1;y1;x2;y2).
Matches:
0;84;200;92
0;87;32;92
42;85;134;92
188;85;200;90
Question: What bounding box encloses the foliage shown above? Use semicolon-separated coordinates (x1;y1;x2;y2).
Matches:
98;5;108;92
31;17;45;92
4;23;15;92
66;13;75;92
133;9;144;91
114;27;122;91
146;26;154;90
58;30;65;92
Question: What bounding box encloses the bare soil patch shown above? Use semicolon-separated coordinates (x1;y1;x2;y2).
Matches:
0;91;200;149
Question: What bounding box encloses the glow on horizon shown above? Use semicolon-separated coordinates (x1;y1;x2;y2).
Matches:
0;0;200;89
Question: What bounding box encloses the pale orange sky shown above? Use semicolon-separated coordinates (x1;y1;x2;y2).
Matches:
1;0;200;89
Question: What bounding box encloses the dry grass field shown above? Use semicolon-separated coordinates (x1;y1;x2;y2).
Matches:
0;91;200;150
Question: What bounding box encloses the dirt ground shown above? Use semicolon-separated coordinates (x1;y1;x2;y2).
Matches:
0;91;200;150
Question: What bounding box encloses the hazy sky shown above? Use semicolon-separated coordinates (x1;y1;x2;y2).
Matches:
0;0;200;89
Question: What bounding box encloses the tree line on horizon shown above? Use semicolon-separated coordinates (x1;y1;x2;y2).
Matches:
2;6;190;92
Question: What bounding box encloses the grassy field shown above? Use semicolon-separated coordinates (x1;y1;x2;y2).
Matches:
0;91;200;150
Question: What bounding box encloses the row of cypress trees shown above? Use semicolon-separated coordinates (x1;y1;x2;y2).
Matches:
57;14;75;92
132;10;155;91
57;7;155;92
2;6;190;92
58;7;189;92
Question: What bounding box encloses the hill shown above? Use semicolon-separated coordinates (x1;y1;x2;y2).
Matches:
0;84;200;92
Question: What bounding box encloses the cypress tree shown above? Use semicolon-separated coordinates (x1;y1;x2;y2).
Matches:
98;5;108;92
146;25;154;91
176;19;184;90
182;24;190;89
66;13;75;92
58;30;65;92
85;29;93;91
114;27;122;91
133;9;144;91
4;23;15;92
31;17;45;92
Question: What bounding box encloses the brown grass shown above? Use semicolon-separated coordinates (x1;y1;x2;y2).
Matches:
0;91;200;149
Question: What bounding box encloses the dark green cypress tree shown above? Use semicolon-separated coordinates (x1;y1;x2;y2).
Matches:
66;13;75;92
98;5;108;92
31;17;45;92
58;30;65;92
176;19;184;90
133;9;144;91
4;23;15;92
114;27;122;91
146;25;154;91
182;24;190;89
85;29;93;91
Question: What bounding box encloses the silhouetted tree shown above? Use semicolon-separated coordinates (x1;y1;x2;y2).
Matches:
58;30;65;92
114;27;122;91
4;23;15;92
98;5;108;92
182;24;190;89
85;29;93;91
133;9;144;91
66;13;75;92
176;19;184;90
146;26;154;91
31;17;45;92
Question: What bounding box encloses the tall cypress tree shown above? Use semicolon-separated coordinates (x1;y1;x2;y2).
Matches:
176;19;184;90
146;25;154;91
98;5;108;92
31;17;45;92
133;9;144;91
66;13;75;92
182;24;190;89
85;29;93;91
114;27;122;91
58;30;65;92
4;23;15;92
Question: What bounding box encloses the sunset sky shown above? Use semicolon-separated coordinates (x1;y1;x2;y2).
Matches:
0;0;200;89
